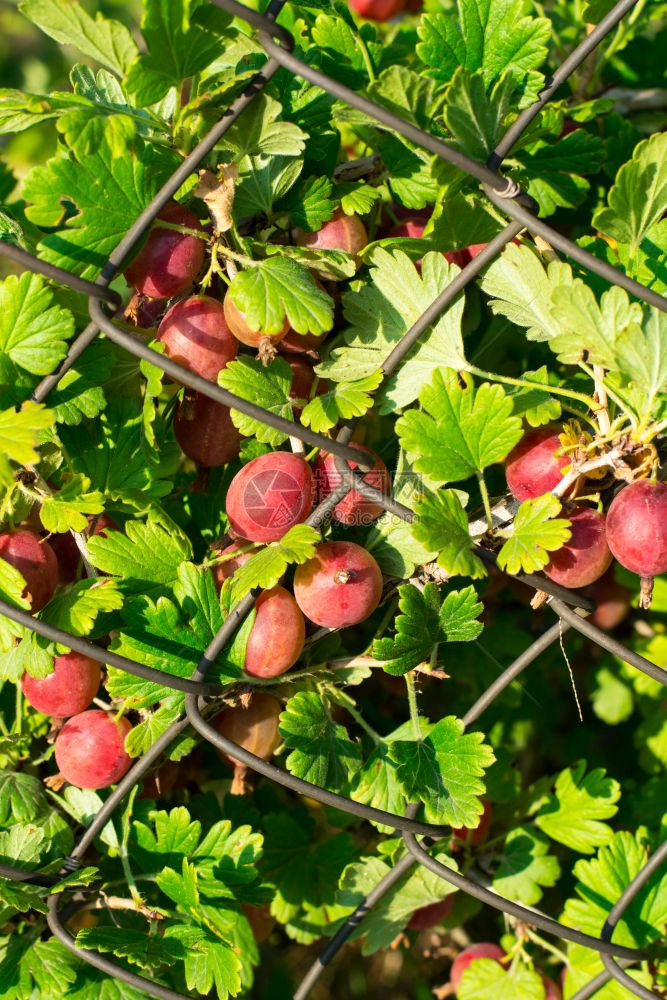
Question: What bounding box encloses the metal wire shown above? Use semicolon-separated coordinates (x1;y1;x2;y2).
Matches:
0;0;665;997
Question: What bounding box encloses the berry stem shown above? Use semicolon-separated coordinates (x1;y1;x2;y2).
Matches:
577;361;637;426
476;471;494;533
468;364;596;410
405;672;421;742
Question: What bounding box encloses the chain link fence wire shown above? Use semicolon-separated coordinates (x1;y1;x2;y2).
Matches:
0;0;666;996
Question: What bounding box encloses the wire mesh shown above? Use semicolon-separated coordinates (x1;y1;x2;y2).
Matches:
0;0;665;997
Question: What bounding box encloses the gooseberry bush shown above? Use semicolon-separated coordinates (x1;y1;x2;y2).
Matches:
0;0;665;998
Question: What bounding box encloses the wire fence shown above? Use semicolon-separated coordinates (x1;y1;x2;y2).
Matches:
0;0;666;996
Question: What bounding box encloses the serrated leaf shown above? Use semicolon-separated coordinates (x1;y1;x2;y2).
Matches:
0;402;53;469
335;182;381;217
535;761;621;854
388;716;495;826
593;132;667;250
493;826;560;905
219;94;307;162
0;273;74;383
337;843;458;953
39;475;104;533
417;0;550;87
125;0;232;106
87;519;192;593
549;283;642;368
396;369;523;488
373;583;483;676
458;959;545;1000
300;371;382;433
40;578;123;636
76;928;184;969
0;771;47;823
481;243;574;342
218;356;293;447
279;691;361;792
278;175;334;231
444;68;515;162
497;495;571;575
228;258;334;337
231;524;320;600
562;830;667;948
18;0;138;76
23;137;180;281
412;489;486;579
320;251;466;412
614;307;667;416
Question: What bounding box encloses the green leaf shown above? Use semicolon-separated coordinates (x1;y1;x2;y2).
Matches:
493;826;560;905
444;68;515;162
279;691;362;792
549;283;642;368
75;928;184;969
338;845;459;952
23;138;180;281
320;251;466;413
481;243;574;343
47;340;113;427
278;175;334;231
428;194;502;253
125;0;232;106
0;771;47;823
87;519;192;593
231;524;320;600
39;475;104;533
373;583;483;676
458;959;545;1000
613;306;667;416
335;182;381;217
497;495;571;575
417;0;550;87
536;762;621;854
219;94;307;162
18;0;138;76
40;578;123;637
593;132;667;250
367;65;446;130
412;489;486;579
562;830;667;948
21;940;78;997
228;258;334;337
218;356;293;447
0;273;74;383
396;369;523;488
0;402;53;470
300;371;382;433
591;667;634;726
388;716;495;826
520;130;605;216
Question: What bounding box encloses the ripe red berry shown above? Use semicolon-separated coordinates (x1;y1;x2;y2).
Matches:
213;693;282;763
286;356;327;408
387;214;466;268
314;443;391;525
225;452;315;543
124;201;205;299
348;0;405;20
296;209;368;259
210;539;255;591
157;295;238;383
173;391;241;468
54;710;133;789
223;293;290;354
245;585;305;678
407;895;454;931
279;327;329;356
606;479;667;608
450;944;505;991
505;426;569;501
0;530;58;611
544;507;612;589
22;652;101;717
451;799;492;849
583;568;631;631
293;541;383;628
541;975;563;1000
